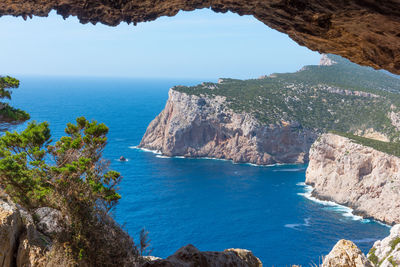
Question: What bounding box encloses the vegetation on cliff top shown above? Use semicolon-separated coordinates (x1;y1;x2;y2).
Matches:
330;131;400;157
0;76;30;123
0;117;139;265
174;55;400;141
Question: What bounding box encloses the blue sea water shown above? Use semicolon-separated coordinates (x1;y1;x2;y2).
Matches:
9;76;390;266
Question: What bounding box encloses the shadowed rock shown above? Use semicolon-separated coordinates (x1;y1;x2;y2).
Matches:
1;1;400;74
142;244;262;267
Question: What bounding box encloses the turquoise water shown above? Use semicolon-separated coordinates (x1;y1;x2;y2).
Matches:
9;76;390;266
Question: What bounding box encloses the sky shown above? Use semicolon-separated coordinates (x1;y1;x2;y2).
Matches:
0;9;321;79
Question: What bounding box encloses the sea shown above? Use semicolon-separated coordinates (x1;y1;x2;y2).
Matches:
7;76;390;266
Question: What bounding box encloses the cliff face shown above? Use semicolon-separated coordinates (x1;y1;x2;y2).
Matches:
305;133;400;225
139;89;316;165
0;192;57;267
368;224;400;266
322;239;373;267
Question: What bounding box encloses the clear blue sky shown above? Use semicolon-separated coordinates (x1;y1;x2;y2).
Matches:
0;9;320;79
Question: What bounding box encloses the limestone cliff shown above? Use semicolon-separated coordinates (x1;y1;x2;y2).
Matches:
140;54;400;161
315;225;400;267
305;133;400;225
322;239;373;267
368;224;400;266
139;89;316;165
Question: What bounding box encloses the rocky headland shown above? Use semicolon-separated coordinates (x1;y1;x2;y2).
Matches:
306;133;400;225
138;54;400;266
139;89;316;165
140;54;400;165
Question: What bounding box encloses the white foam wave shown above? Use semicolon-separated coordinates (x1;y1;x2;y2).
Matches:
156;155;170;159
285;217;311;230
273;168;306;172
245;163;261;167
130;146;162;155
127;146;305;168
297;183;370;222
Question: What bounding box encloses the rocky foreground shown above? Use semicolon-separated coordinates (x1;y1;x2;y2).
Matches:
2;187;400;266
139;89;316;165
306;133;400;225
0;190;262;266
322;224;400;267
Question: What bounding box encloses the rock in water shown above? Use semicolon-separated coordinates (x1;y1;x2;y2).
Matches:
322;240;373;267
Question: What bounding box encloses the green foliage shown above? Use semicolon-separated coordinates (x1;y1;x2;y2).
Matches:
390;237;400;250
368;247;379;265
0;76;29;123
331;131;400;157
388;256;398;267
0;105;30;122
0;121;51;207
174;54;400;141
368;238;400;266
0;76;19;100
0;117;137;265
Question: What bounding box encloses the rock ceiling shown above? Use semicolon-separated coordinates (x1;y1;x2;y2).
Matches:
1;0;400;74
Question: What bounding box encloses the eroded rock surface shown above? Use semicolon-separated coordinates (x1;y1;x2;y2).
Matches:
0;194;22;267
0;192;67;267
368;224;400;267
139;89;316;165
306;133;400;225
1;192;263;267
390;111;400;131
322;239;373;267
1;1;400;74
143;244;262;267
